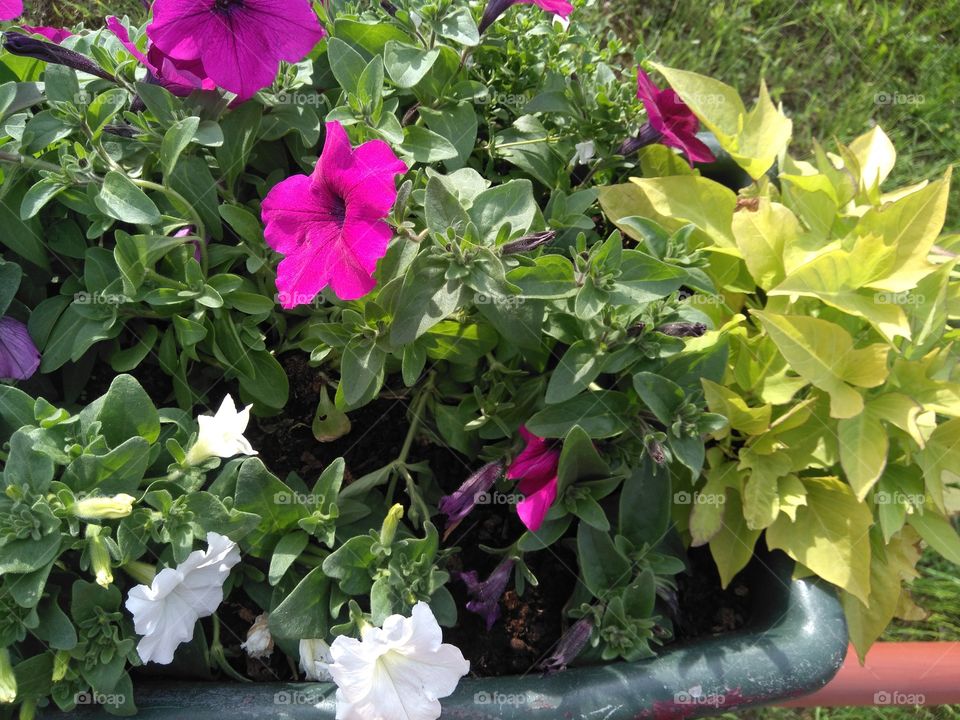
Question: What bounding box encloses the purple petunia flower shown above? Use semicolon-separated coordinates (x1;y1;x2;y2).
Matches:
459;557;516;630
21;26;72;43
0;317;40;381
619;68;715;166
506;426;559;532
478;0;574;34
438;460;505;536
261;121;408;306
3;32;115;81
146;0;326;101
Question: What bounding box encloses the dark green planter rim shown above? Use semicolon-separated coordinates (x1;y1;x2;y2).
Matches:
52;552;847;719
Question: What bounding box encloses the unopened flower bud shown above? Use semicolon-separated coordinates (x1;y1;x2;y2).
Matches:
655;322;707;338
0;648;16;704
501;231;557;255
52;651;70;682
379;504;404;547
72;494;135;520
87;529;114;588
3;32;115;81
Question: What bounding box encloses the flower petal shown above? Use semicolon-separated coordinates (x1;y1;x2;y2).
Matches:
0;316;41;381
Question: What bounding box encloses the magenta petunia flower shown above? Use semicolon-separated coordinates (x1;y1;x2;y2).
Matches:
22;26;72;43
107;17;214;96
478;0;574;33
0;0;22;21
262;121;408;307
506;426;560;532
146;0;325;101
0;316;41;381
620;68;715;166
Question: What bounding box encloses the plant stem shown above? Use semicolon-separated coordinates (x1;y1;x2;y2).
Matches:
133;179;209;272
210;614;250;683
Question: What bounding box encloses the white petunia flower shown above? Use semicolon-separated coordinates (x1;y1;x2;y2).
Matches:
299;638;333;681
241;613;274;659
125;532;241;665
328;602;470;720
184;395;257;466
572;140;596;165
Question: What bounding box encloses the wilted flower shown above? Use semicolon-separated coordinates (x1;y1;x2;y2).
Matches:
459;557;515;630
506;426;560;532
2;32;115;81
0;0;21;21
538;616;594;673
241;613;274;659
262;121;408;306
125;532;241;664
72;493;136;520
438;460;505;535
572;140;596;165
619;68;714;166
478;0;574;34
147;0;326;101
0;316;41;381
183;394;257;466
107;16;214;96
299;638;333;681
328;602;469;720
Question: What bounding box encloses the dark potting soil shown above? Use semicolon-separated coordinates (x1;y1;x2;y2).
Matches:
85;351;753;678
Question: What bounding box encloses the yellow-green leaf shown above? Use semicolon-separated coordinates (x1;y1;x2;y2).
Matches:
753;312;889;418
652;64;792;179
731;200;800;289
702;379;771;436
848;126;896;193
915;418;960;512
838;410;888;500
766;475;873;604
842;527;920;662
709;488;761;588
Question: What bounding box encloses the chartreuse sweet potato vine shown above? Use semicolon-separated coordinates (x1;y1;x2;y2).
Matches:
601;65;959;661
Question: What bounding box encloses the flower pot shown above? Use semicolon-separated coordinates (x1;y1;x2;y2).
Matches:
54;551;847;719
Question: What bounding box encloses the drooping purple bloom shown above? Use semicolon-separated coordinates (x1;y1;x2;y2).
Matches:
147;0;326;101
655;322;707;338
2;32;115;81
0;317;41;381
619;68;715;166
438;460;505;537
538;616;594;673
459;557;516;630
107;17;214;97
478;0;574;34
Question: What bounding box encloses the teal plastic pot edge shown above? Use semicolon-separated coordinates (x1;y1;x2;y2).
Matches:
51;555;847;719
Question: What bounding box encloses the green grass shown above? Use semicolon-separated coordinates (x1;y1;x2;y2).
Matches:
591;0;960;229
24;0;144;27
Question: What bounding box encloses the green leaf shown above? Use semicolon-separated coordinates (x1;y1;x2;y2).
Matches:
468;179;537;244
96;374;160;447
340;338;386;406
577;523;631;596
161;116;200;177
556;425;610;495
709;488;761;587
269;567;330;640
96;172;161;225
390;253;462;346
730;199;798;289
400;125;458;163
327;37;367;95
383;41;439;88
766;475;873;604
20;178;65;219
526;390;630;439
268;531;310;586
424;175;471;236
506;254;577;299
420;102;478;171
234;458;310;553
633;372;685;425
838;410;888;501
438;7;480;45
546;340;604;404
